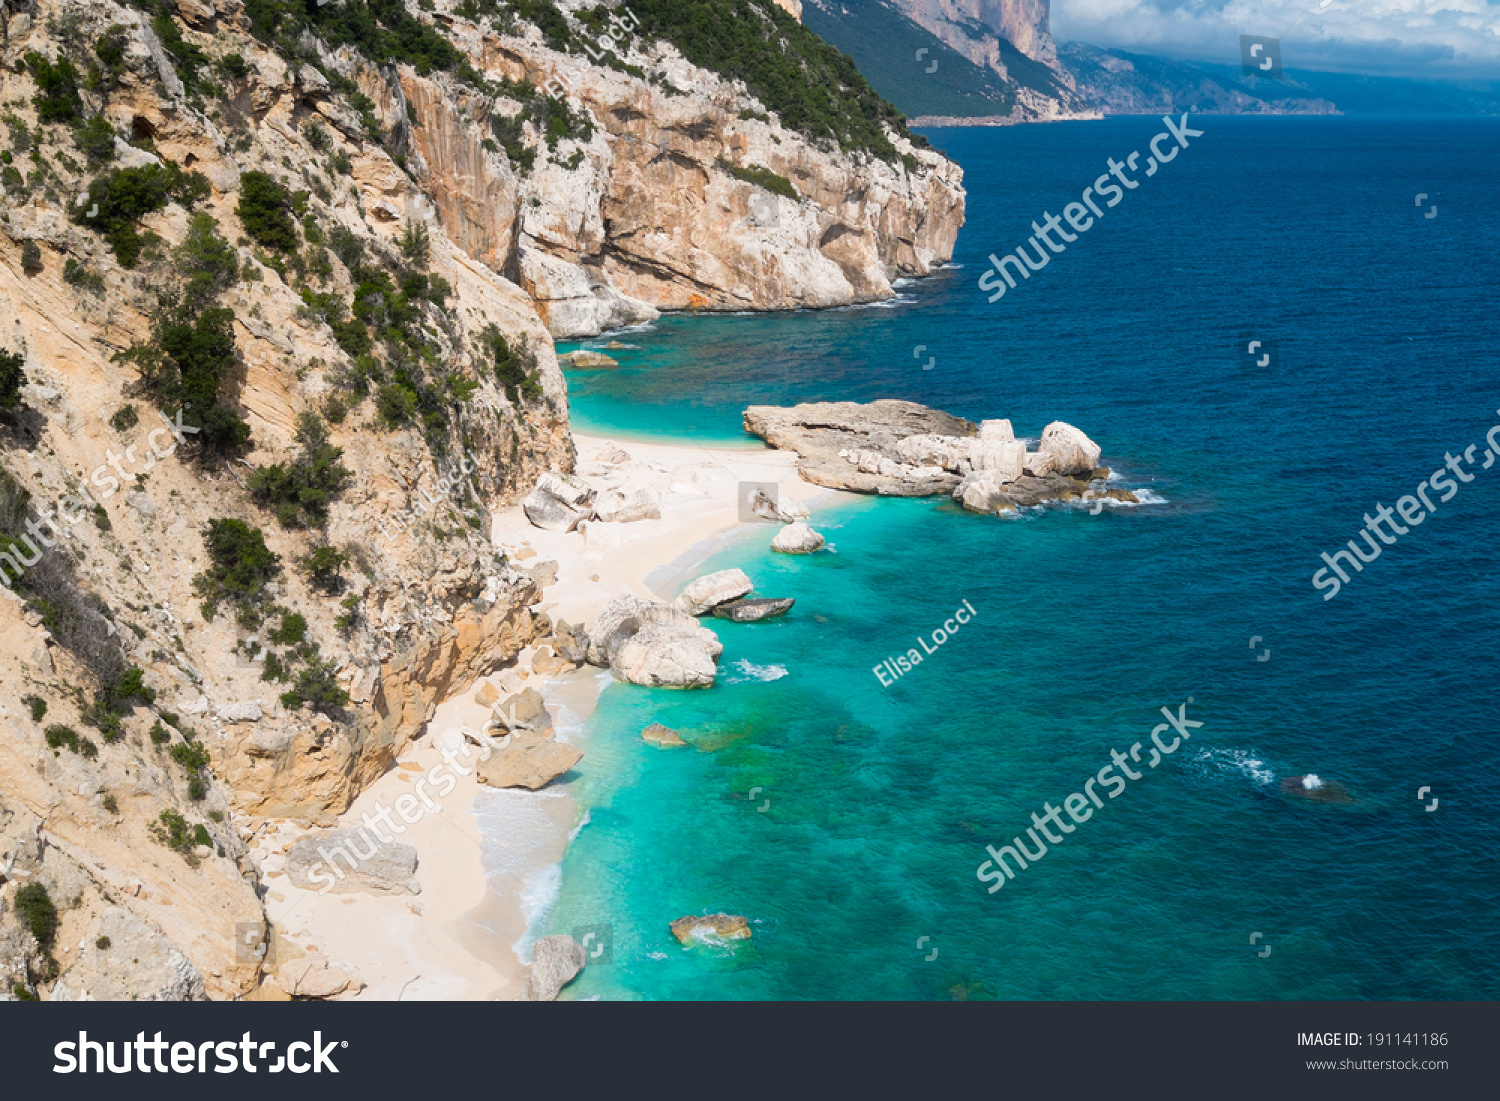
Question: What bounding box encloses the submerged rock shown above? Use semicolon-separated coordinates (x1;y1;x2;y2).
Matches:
1280;774;1355;804
713;597;794;621
676;568;754;615
642;722;686;746
526;935;586;1001
560;350;619;368
669;913;752;946
771;522;825;553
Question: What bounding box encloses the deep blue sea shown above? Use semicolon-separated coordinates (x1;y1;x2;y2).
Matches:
540;117;1500;999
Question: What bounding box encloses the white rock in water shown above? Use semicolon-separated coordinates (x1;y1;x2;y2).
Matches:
593;481;662;523
1023;451;1055;477
611;621;723;688
771;522;825;554
1038;422;1101;476
956;475;1000;513
970;439;1025;483
587;595;701;667
978;419;1014;442
675;568;754;616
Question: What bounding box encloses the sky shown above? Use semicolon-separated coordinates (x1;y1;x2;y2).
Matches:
1050;0;1500;79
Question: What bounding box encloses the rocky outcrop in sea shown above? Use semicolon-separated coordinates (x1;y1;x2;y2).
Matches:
744;400;1140;514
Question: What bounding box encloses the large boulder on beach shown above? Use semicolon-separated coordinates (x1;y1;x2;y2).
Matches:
978;419;1014;442
284;829;420;896
587;595;723;687
713;597;794;621
478;731;583;789
669;913;753;946
523;472;596;532
586;595;696;666
1038;422;1102;476
676;568;753;615
612;622;723;688
771;522;825;553
489;687;554;738
593;481;662;523
552;619;590;664
526;935;586;1001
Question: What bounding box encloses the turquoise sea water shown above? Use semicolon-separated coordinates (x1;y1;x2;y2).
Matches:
540;117;1500;1000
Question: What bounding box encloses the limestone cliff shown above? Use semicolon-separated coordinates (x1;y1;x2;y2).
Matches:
389;2;965;335
804;0;1094;123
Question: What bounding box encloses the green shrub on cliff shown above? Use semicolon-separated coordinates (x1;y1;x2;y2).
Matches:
0;347;25;410
14;884;58;950
73;162;212;268
236;171;299;252
248;412;352;528
192;518;282;620
716;158;798;200
25;53;82;124
609;0;917;160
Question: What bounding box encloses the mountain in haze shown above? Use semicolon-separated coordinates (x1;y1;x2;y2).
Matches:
803;0;1095;121
1061;43;1500;116
805;0;1500;120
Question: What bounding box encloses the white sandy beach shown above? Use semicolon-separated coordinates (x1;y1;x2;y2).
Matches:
255;431;840;999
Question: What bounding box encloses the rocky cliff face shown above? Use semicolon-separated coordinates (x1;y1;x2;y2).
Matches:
0;0;963;1000
904;0;1059;70
388;10;964;336
902;0;1091;120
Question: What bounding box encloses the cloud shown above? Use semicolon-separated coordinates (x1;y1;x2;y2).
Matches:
1052;0;1500;79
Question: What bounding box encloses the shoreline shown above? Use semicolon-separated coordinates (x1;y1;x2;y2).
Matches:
257;430;841;999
